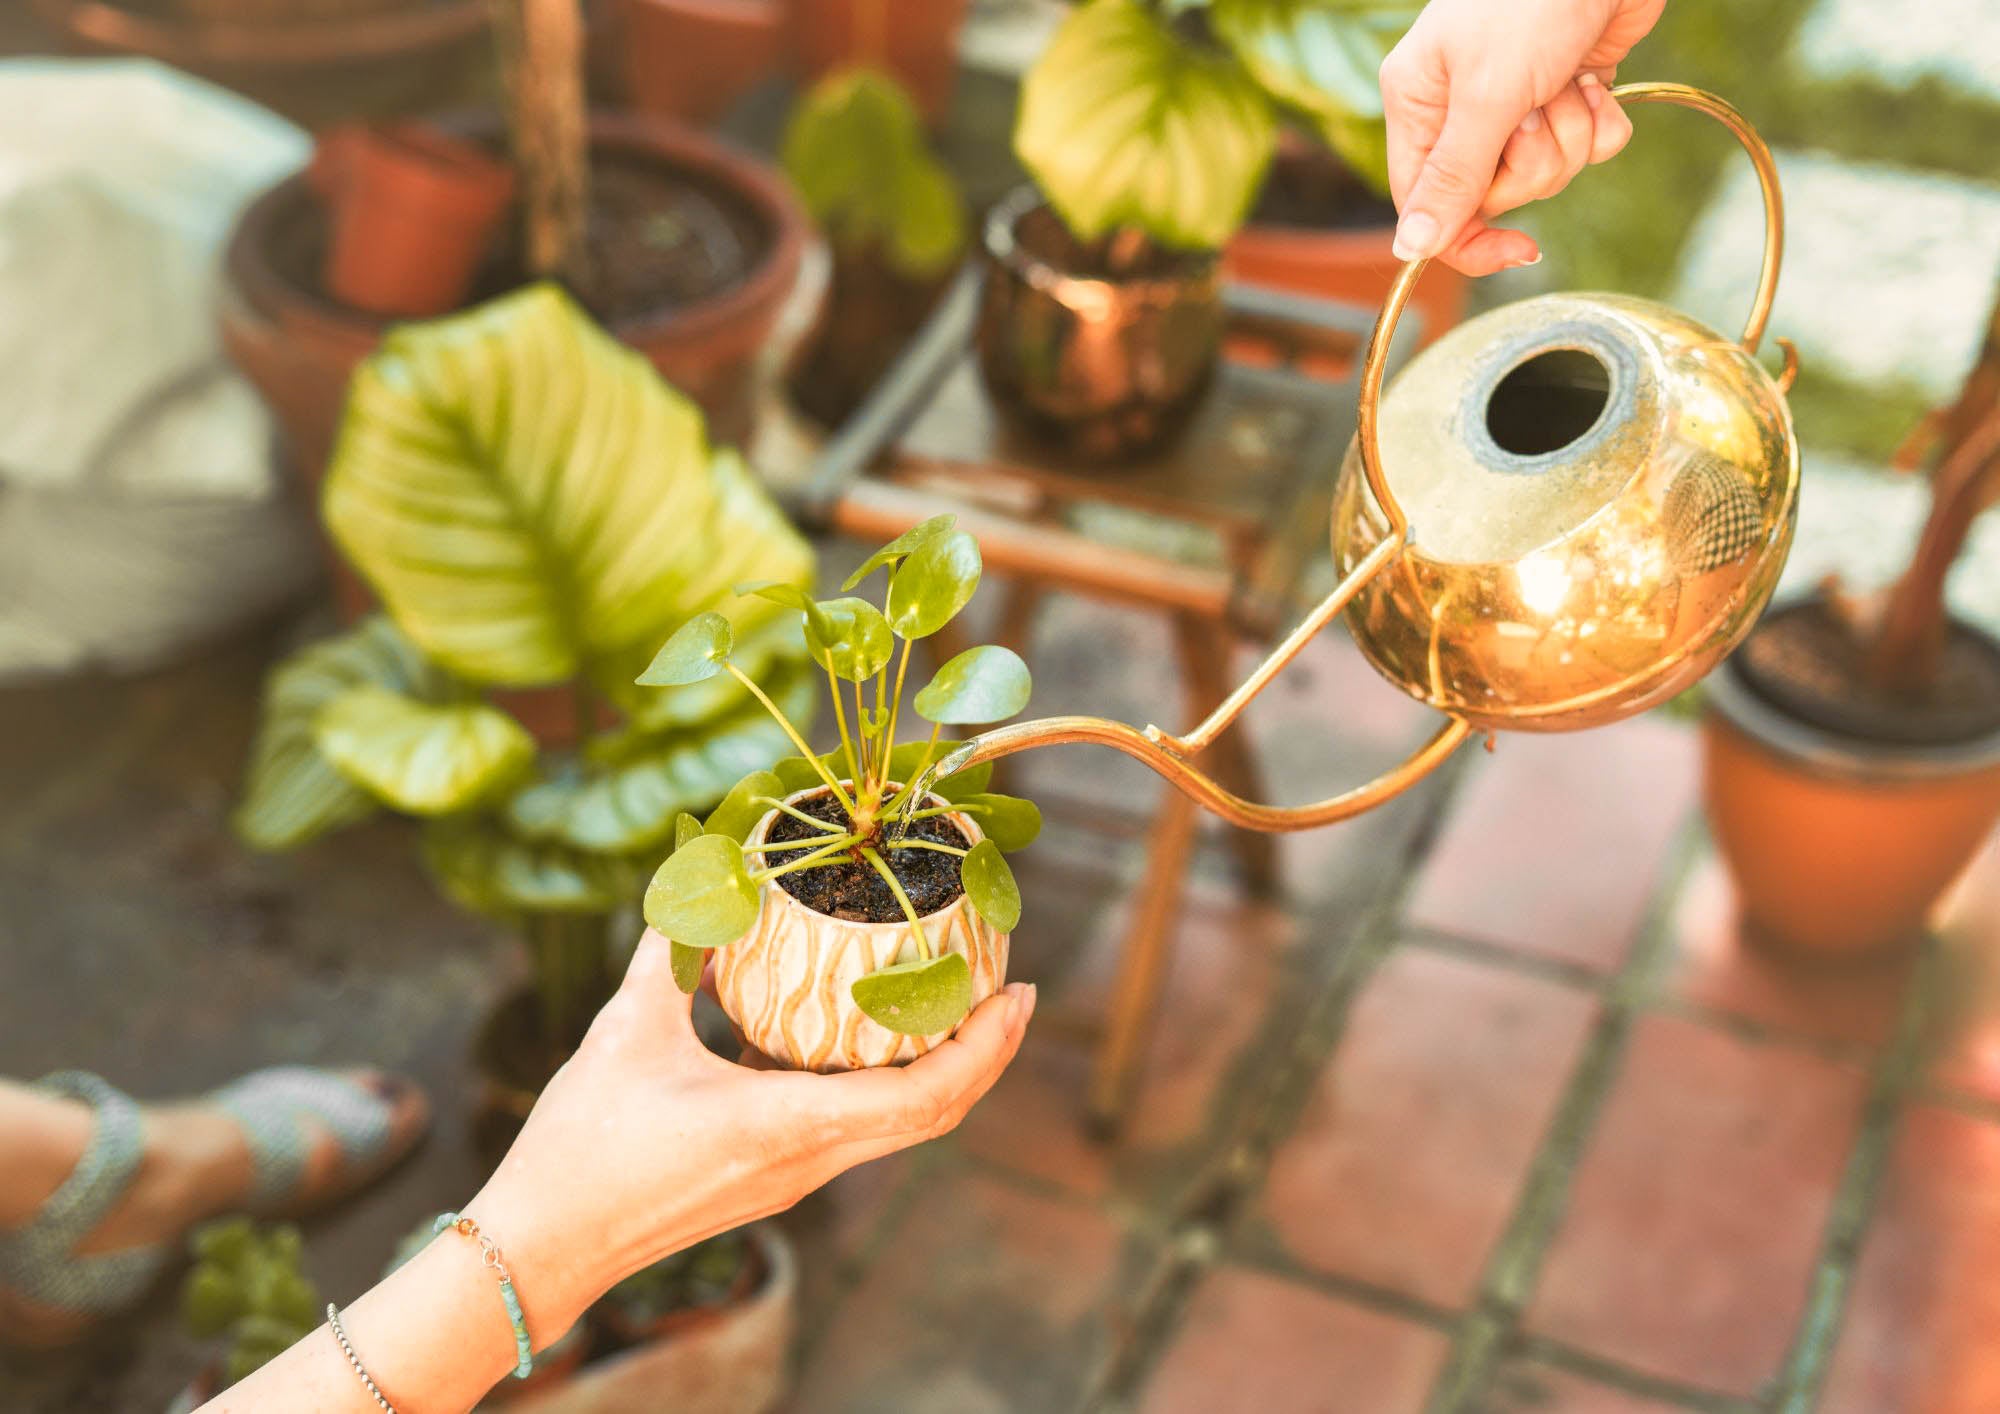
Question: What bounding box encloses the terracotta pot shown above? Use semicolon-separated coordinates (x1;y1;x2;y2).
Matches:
975;187;1224;463
1703;617;2000;959
220;112;808;484
595;1233;762;1348
30;0;492;127
715;786;1010;1071
615;0;784;126
788;0;968;125
312;124;516;318
513;1228;797;1414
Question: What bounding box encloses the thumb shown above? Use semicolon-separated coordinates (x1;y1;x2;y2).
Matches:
611;927;700;1034
1393;93;1519;262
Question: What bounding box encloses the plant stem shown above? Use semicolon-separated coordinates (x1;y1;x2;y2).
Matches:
854;678;873;782
887;840;967;857
900;804;975;822
753;840;852;882
876;638;913;796
725;664;855;815
827;661;862;789
748;831;859;853
756;796;853;833
861;846;930;959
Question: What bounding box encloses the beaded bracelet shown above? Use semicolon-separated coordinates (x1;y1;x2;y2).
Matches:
434;1211;534;1380
327;1304;398;1411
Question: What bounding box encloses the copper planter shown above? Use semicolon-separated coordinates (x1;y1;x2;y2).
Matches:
975;188;1222;463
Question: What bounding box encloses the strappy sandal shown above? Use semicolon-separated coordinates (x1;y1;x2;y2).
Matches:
0;1066;427;1347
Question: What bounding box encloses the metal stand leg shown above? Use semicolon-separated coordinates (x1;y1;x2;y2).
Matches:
1176;619;1280;896
1086;781;1201;1136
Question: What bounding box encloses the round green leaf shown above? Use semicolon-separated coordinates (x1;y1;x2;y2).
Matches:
669;939;705;994
850;952;974;1036
913;645;1032;724
1017;0;1278;250
842;514;956;593
963;793;1042;852
639;612;734;686
673;811;705;850
323;285;812;688
181;1264;243;1340
809;596;896;683
644;834;761;949
313;688;533;816
962;839;1021;931
886;530;982;640
704;769;786;844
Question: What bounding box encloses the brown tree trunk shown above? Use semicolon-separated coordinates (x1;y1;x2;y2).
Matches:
495;0;591;289
1865;279;2000;692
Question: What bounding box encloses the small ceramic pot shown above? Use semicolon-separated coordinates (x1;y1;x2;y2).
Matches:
715;786;1009;1071
615;0;784;126
788;0;968;126
975;186;1223;463
311;123;516;318
1704;613;2000;958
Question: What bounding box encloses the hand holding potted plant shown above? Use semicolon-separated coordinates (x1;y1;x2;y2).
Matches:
986;0;1420;460
640;516;1041;1070
1705;293;2000;957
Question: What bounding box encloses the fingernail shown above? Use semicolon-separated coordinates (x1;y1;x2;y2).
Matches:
1391;211;1439;262
1514;252;1543;268
1518;109;1542;134
1022;983;1038;1023
1579;73;1604;110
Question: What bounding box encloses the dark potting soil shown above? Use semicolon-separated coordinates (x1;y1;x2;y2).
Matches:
763;791;969;923
1734;600;2000;747
279;150;767;324
1247;145;1399;232
1016;204;1209;282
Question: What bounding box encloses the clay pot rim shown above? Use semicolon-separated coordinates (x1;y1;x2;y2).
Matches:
983;184;1220;306
32;0;489;69
745;782;984;929
1709;605;2000;783
225;110;807;354
621;0;782;20
597;1223;792;1344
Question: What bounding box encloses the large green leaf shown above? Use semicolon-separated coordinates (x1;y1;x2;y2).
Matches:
423;815;640;919
323;285;812;688
1210;0;1416;191
783;69;968;280
503;660;816;855
914;645;1031;724
314;688;533;816
235;617;450;851
1017;0;1278;250
885;530;981;640
643;834;760;949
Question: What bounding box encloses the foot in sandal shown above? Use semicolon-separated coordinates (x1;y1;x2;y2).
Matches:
0;1067;428;1349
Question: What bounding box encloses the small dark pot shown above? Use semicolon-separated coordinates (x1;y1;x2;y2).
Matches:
975;187;1223;464
785;244;954;429
312;123;516;318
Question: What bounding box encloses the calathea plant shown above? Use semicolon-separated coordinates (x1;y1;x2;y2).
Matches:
235;284;815;1069
1017;0;1419;254
639;516;1039;1064
781;67;968;427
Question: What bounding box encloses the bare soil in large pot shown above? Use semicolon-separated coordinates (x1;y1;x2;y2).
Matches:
222;113;806;483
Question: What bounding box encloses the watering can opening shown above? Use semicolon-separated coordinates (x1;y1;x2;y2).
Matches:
1484;346;1613;460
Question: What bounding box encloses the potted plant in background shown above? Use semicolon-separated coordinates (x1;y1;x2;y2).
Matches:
983;0;1423;461
611;0;786;127
780;68;968;430
789;0;968;128
220;0;808;482
235;285;816;1139
642;516;1040;1070
1705;290;2000;957
167;1219;321;1412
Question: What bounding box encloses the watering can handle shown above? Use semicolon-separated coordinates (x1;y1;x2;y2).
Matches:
1354;82;1786;545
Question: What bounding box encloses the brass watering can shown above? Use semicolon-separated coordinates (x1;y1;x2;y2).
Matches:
935;84;1800;830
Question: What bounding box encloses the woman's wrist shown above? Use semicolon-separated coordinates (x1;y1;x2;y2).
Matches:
460;1171;619;1345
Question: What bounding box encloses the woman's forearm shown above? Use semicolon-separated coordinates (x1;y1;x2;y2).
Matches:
203;1191;597;1414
